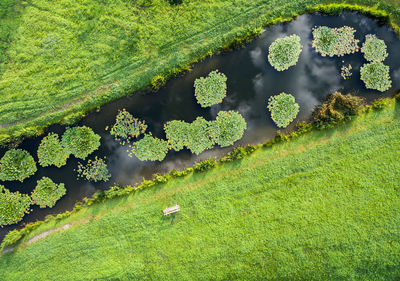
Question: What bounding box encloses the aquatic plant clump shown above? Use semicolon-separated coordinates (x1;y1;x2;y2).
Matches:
186;117;214;155
61;126;101;160
312;26;359;57
164;120;190;151
361;34;388;62
31;177;66;208
194;70;227;108
341;64;353;80
77;157;111;182
360;62;392;92
268;34;303;71
267;93;300;128
210;111;247;147
0;185;32;226
108;109;147;145
132;134;169;161
0;149;37;182
37;133;70;168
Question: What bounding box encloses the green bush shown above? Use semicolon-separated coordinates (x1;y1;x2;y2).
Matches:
209;111;247;147
77;157;111;182
0;229;24;252
194;70;227;108
37;133;69;168
131;134;169;161
186;117;214;155
108;109;147;145
267;93;299;128
61;126;101;160
194;159;217;172
164;120;190;151
312;26;359;57
268;34;303;71
0;149;37;182
371;98;388;110
361;34;388;62
0;185;32;226
360;62;392;92
31;177;66;208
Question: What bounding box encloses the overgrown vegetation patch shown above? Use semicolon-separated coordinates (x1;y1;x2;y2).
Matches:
186;117;214;155
210;111;247;147
31;177;66;208
108;109;147;145
37;133;69;168
312;26;359;57
361;34;388;62
267;93;299;128
194;70;227;108
164;120;190;151
268;34;303;71
77;157;111;182
61;126;101;160
132;134;169;161
360;62;392;92
0;185;31;226
0;149;37;182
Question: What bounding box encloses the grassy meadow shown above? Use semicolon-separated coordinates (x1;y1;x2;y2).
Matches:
1;100;400;280
0;0;400;144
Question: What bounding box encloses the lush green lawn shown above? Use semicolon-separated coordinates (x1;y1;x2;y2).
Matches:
1;101;399;280
0;0;400;144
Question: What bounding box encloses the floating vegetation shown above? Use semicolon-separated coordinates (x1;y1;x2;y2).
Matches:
210;111;247;147
360;62;392;92
361;34;388;62
341;63;353;80
37;133;69;168
108;109;147;145
194;70;227;108
164;120;190;151
312;26;359;57
77;157;111;182
61;126;101;160
267;93;300;128
186;117;214;155
268;34;303;71
0;149;37;182
131;134;170;161
0;185;32;226
31;177;66;208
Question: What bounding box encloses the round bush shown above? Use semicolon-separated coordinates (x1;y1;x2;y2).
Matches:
37;133;69;168
361;34;388;62
77;157;111;182
0;185;32;226
61;126;101;160
132;134;169;161
194;70;227;108
267;93;300;128
31;177;66;208
164;120;190;151
0;149;37;182
109;109;147;145
312;26;359;57
210;111;247;147
360;62;392;92
186;117;214;155
268;34;303;71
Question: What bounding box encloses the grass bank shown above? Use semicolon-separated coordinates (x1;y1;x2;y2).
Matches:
0;0;400;145
1;99;399;280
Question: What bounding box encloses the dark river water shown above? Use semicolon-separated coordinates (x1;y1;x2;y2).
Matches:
1;12;400;240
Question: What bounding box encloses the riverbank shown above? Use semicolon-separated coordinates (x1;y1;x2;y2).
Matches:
1;99;399;280
1;1;400;146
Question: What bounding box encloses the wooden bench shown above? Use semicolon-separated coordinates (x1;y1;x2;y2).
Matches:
163;204;180;216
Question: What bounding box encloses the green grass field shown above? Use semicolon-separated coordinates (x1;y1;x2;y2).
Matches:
1;101;399;280
0;0;400;144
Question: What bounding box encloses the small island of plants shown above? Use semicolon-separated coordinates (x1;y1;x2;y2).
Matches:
267;93;300;128
361;34;388;62
37;133;69;168
0;149;37;182
194;70;227;108
312;26;359;57
77;157;111;182
31;177;66;208
360;62;392;92
268;34;303;71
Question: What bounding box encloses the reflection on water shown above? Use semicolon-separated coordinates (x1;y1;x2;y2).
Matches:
1;12;400;239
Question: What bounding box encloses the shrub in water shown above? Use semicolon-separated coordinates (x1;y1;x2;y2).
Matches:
360;62;391;92
361;34;388;62
186;117;214;155
131;134;169;161
61;126;101;160
37;133;69;168
312;26;359;57
164;120;190;151
267;93;299;128
209;111;247;147
108;109;147;145
77;157;111;182
0;149;37;182
0;185;32;226
31;177;66;208
268;34;303;71
194;70;227;107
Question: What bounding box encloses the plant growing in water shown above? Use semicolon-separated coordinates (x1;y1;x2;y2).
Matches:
0;149;37;182
341;63;353;80
360;62;392;92
0;185;32;226
77;157;111;182
37;133;70;168
312;26;359;57
108;109;147;145
194;70;227;107
268;34;303;71
31;177;66;208
267;93;299;128
361;34;388;62
164;120;190;151
209;111;247;147
131;134;169;161
61;126;101;160
186;117;214;155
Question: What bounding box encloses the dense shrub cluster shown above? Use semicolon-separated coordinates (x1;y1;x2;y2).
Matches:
31;177;66;208
0;185;32;226
194;70;227;108
312;92;364;129
131;134;170;161
361;34;388;62
210;111;247;147
186;117;215;155
0;149;37;182
108;109;147;145
312;26;359;57
360;62;392;92
77;157;111;182
164;120;190;151
194;159;217;172
37;133;69;168
267;93;299;128
268;34;303;71
61;126;101;160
